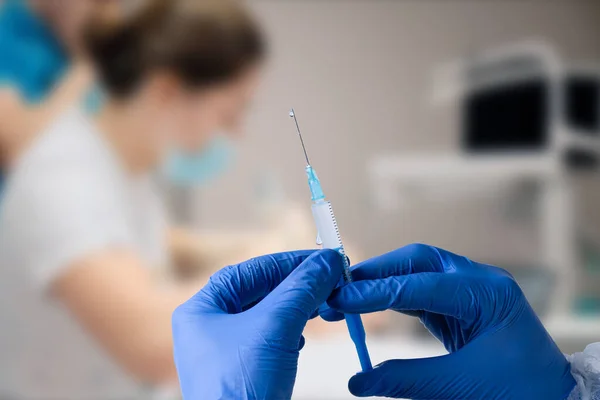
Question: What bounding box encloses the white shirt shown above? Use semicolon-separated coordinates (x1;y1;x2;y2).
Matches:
0;108;169;399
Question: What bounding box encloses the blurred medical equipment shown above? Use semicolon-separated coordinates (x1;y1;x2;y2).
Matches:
289;108;373;372
369;40;600;350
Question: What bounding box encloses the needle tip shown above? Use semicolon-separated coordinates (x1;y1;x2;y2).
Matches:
289;109;295;118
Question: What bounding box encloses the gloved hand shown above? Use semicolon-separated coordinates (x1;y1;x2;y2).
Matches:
172;249;344;400
325;244;576;400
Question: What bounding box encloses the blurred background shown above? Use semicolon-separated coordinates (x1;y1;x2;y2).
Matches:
3;0;600;399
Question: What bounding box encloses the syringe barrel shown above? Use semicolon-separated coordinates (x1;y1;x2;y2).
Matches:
311;201;343;250
311;201;352;281
312;200;352;282
311;200;373;371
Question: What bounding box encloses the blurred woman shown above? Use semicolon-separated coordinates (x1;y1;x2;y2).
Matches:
0;0;265;398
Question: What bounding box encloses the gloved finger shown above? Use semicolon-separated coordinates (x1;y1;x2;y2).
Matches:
328;273;476;320
309;303;343;321
260;249;345;323
348;353;462;398
318;303;345;322
194;250;317;313
349;243;446;282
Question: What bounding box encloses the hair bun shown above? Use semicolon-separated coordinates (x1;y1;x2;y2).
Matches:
83;0;265;97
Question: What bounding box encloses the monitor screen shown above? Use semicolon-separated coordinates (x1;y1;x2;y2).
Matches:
564;75;600;134
462;79;549;152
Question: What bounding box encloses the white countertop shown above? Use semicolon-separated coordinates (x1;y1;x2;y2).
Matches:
294;335;446;399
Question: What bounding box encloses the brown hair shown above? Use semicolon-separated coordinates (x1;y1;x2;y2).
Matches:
84;0;266;97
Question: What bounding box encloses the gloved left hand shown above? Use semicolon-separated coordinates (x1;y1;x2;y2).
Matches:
172;249;344;400
324;244;575;400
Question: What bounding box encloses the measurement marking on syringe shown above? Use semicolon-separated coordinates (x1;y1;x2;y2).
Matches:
327;202;353;282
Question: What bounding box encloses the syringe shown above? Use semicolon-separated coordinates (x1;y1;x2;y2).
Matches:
289;108;373;372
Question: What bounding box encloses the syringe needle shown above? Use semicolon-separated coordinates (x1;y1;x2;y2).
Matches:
289;108;310;166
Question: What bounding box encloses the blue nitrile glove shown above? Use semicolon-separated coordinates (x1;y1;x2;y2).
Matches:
325;244;576;400
172;249;344;400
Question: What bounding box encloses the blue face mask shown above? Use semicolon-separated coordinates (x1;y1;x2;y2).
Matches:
163;136;236;187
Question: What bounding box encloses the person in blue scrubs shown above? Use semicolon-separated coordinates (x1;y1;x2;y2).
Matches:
0;0;114;191
0;0;69;103
0;0;63;192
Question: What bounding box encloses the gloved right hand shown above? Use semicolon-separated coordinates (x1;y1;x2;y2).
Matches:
325;244;576;400
172;249;344;400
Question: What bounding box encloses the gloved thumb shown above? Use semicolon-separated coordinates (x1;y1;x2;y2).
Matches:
348;353;462;398
260;249;344;322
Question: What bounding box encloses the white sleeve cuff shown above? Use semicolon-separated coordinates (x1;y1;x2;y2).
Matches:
567;343;600;400
33;233;133;292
